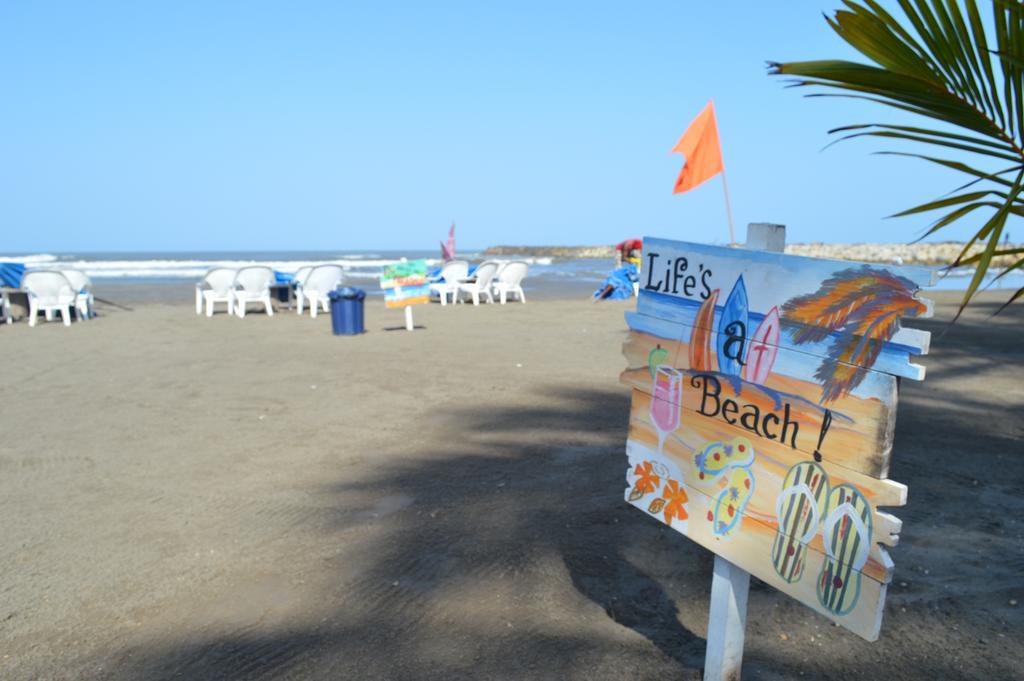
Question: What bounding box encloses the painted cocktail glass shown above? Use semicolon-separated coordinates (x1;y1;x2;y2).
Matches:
650;366;683;455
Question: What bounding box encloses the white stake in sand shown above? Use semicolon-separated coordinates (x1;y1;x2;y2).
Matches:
703;222;786;681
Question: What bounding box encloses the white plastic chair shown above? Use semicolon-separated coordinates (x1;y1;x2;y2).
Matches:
492;261;528;304
491;262;509;286
301;265;345;318
62;269;94;320
233;266;276;317
429;260;469;306
196;267;237;317
292;266;314;314
22;271;76;327
455;261;499;306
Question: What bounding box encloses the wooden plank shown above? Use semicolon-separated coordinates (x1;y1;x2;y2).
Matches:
640;236;936;303
639;237;934;369
625;311;904;401
621;323;899;478
626;388;901;580
384;284;430;309
623;364;893;481
625;436;888;641
625;448;889;607
636;291;928;381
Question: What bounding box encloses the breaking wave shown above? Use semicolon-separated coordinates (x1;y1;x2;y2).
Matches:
0;253;557;280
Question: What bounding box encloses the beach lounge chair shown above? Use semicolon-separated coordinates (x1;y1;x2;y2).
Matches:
491;261;508;284
62;269;94;320
300;265;345;318
196;267;237;317
292;266;314;314
492;261;528;304
233;266;276;317
429;260;469;306
455;261;499;306
22;271;77;327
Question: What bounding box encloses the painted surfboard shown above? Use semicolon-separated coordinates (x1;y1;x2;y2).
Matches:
743;305;781;385
688;289;719;372
715;276;748;378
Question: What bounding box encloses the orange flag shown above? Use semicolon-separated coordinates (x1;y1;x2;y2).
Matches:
671;100;723;194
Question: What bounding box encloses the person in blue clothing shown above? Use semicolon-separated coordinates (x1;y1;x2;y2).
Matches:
593;262;639;301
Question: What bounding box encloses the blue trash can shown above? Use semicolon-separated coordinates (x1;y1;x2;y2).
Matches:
329;287;366;335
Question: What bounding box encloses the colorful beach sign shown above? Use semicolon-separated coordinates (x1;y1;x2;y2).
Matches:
621;235;935;641
380;259;430;309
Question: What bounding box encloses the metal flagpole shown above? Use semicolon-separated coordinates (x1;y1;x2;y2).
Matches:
720;168;737;246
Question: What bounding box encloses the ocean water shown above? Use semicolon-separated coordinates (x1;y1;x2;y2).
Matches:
0;250;617;299
0;250;1021;295
930;267;1024;291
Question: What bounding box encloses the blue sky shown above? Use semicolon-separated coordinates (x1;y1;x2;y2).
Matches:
0;1;998;252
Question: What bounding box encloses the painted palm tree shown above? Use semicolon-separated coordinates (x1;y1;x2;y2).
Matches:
771;0;1024;315
783;267;929;402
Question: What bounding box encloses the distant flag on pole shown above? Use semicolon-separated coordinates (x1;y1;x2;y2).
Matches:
670;100;724;194
440;222;456;261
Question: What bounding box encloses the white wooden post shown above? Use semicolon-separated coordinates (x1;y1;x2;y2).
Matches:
704;556;750;681
744;222;786;253
703;222;786;681
404;305;414;331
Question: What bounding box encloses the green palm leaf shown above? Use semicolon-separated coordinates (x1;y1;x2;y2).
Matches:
771;0;1024;314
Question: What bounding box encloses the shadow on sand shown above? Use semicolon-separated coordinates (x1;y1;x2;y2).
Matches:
96;387;710;680
94;300;1022;681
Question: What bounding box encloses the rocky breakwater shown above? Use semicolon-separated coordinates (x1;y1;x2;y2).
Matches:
784;242;1020;267
483;242;1019;267
483;245;617;259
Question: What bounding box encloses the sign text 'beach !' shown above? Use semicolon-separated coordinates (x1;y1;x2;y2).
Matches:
621;237;935;640
380;259;430;309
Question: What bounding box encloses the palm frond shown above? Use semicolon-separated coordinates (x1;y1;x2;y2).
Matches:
888;189;1003;216
771;0;1024;315
915;200;1001;241
872;151;1024;191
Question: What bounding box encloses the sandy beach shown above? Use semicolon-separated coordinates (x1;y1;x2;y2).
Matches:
1;290;1021;680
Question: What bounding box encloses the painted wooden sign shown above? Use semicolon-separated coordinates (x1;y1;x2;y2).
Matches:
380;259;430;309
621;237;935;641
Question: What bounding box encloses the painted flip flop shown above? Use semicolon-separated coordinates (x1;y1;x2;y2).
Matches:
693;437;755;482
772;461;829;583
689;437;756;540
709;466;754;538
817;484;873;616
